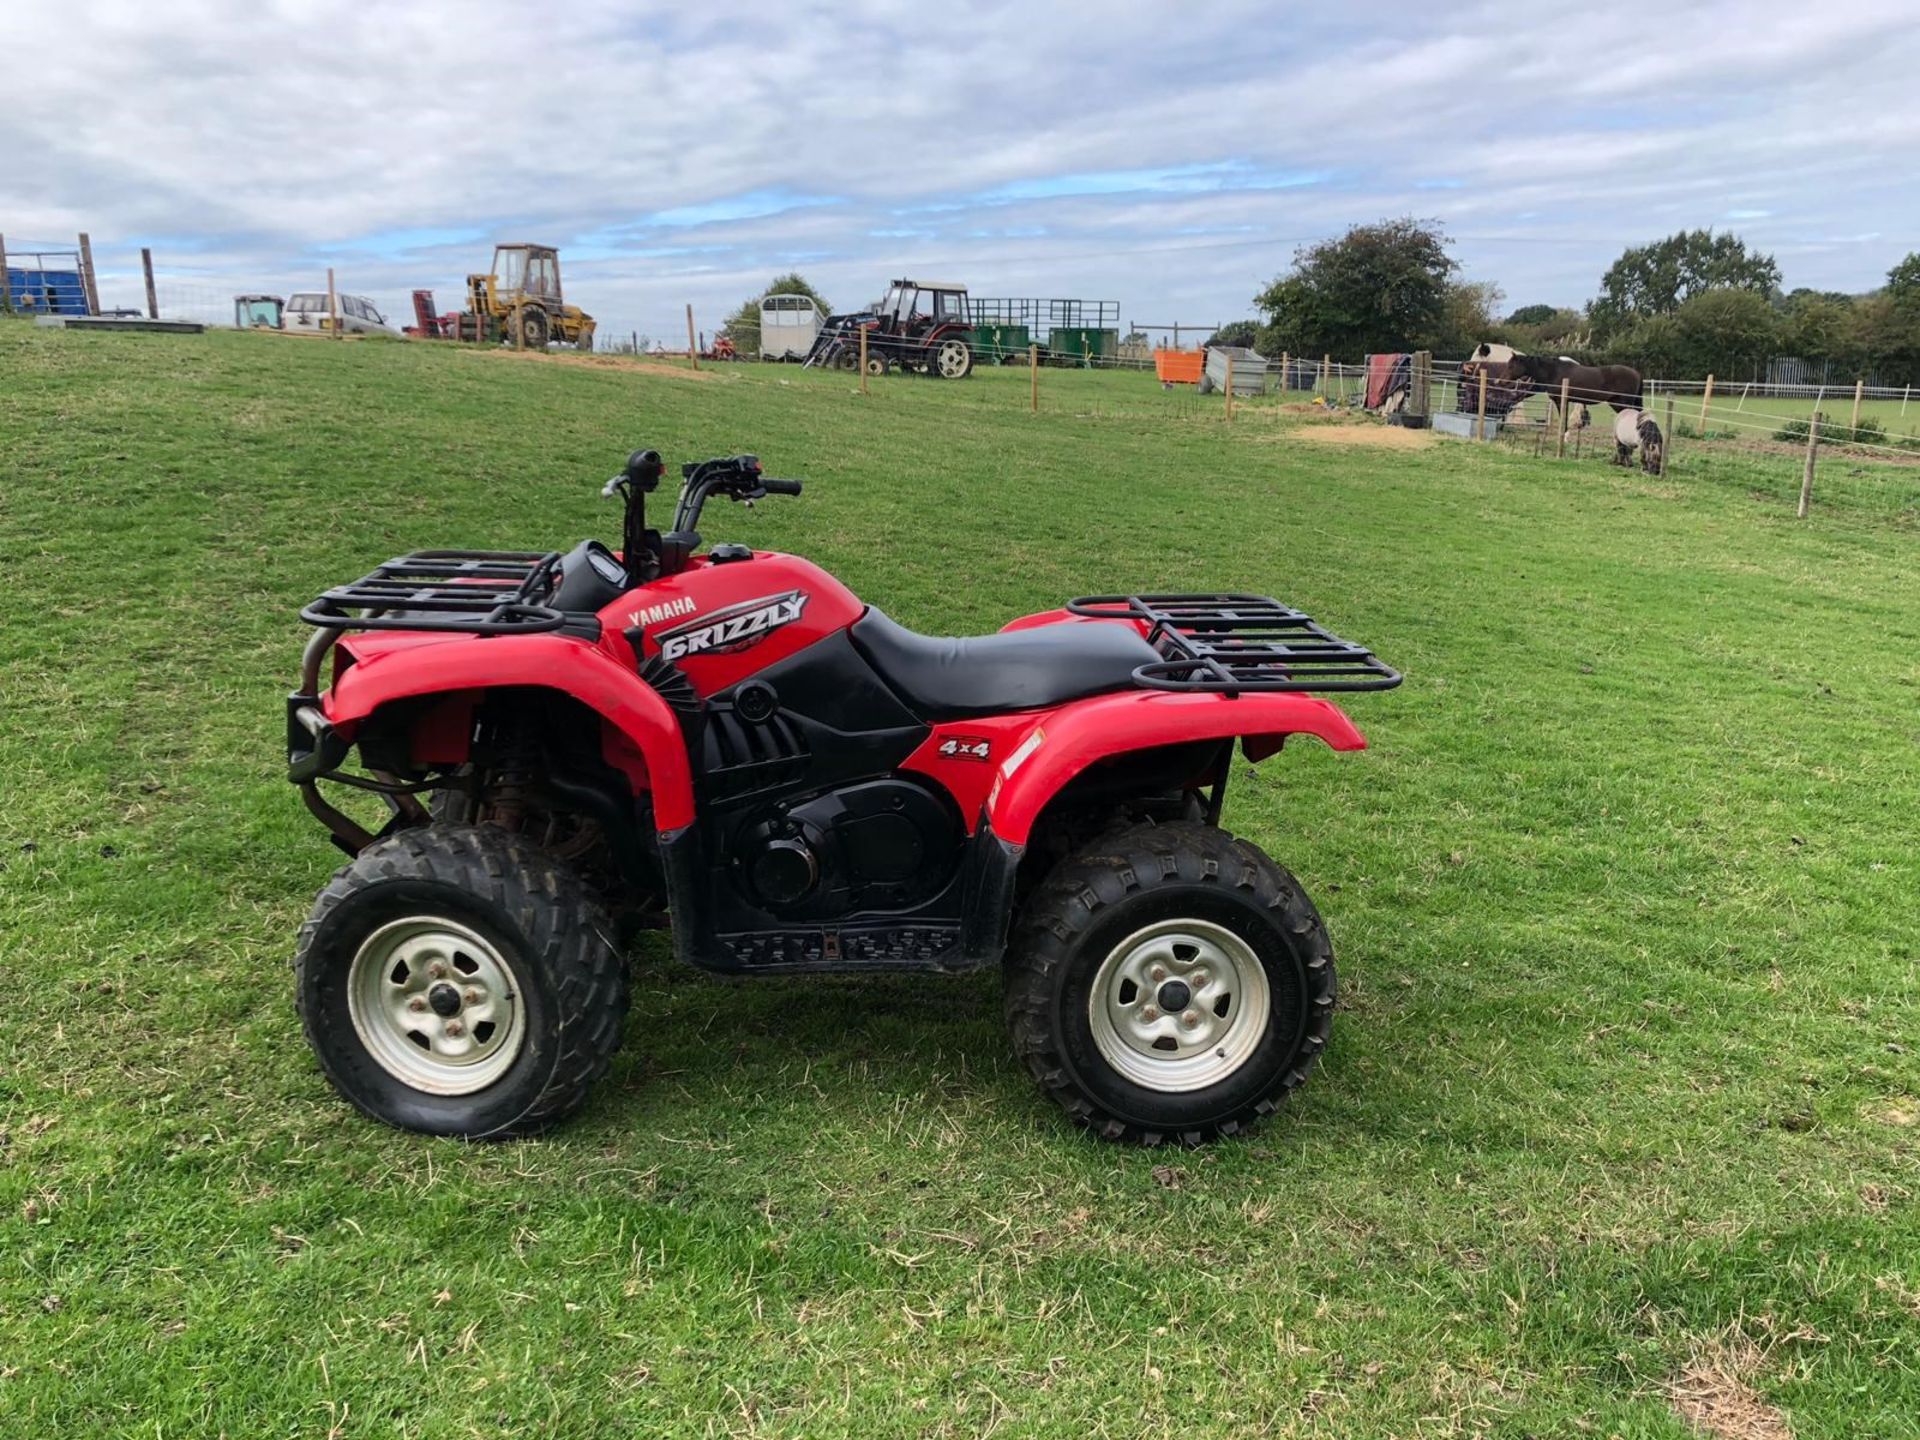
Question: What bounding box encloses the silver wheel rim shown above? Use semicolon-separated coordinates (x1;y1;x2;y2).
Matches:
1087;918;1270;1092
937;340;968;377
347;916;526;1095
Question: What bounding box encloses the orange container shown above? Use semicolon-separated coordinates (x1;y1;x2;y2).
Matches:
1154;348;1204;384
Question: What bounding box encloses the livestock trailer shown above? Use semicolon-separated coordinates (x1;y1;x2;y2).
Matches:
760;293;822;360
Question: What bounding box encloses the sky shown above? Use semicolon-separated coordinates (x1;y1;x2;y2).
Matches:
5;0;1918;343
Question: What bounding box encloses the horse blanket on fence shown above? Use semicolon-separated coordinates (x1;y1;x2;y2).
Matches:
1365;353;1410;410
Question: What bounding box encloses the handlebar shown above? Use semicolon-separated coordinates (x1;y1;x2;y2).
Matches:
601;450;802;582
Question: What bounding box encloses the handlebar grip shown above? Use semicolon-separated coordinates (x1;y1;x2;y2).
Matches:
759;477;803;496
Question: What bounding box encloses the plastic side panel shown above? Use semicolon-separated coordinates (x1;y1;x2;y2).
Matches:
983;691;1367;846
900;713;1054;834
996;609;1150;638
323;633;696;830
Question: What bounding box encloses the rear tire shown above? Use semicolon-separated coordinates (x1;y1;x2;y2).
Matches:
294;825;628;1138
1004;822;1335;1145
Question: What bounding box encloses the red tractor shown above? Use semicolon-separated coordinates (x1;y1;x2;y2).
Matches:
287;451;1399;1143
805;279;975;377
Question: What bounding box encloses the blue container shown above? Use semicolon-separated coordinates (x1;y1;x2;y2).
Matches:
6;267;90;315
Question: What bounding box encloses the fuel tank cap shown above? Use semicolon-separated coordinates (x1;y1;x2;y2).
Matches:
709;543;752;563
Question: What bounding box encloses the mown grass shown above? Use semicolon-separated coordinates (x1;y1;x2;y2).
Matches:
1;323;1916;1438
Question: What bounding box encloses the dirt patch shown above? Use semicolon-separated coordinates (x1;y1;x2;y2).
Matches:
1278;423;1436;450
1668;1340;1793;1440
469;348;720;381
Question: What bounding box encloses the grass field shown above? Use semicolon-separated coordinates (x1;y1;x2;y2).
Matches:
2;323;1917;1438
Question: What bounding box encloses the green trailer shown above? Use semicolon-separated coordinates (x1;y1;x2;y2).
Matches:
1044;325;1119;367
970;296;1120;367
969;322;1032;364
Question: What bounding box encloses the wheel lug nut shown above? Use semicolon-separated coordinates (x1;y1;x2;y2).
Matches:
445;1020;465;1037
463;989;481;1005
428;962;449;979
1149;965;1168;982
1141;1005;1160;1021
407;996;428;1013
1181;1010;1200;1028
1190;971;1208;988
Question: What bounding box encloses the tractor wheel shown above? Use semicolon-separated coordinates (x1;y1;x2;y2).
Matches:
864;353;891;377
932;336;973;379
514;306;550;349
831;345;858;372
1004;822;1336;1146
294;824;628;1138
574;325;594;352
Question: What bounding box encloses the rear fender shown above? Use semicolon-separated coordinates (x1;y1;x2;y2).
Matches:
322;633;694;830
982;690;1366;846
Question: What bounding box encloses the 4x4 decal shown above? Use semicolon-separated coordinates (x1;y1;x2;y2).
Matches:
654;590;808;661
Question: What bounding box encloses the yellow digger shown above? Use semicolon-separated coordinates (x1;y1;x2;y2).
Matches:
457;243;596;350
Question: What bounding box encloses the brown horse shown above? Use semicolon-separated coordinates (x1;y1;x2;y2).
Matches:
1506;353;1644;420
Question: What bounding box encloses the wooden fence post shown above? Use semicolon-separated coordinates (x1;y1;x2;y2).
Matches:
1557;377;1570;458
630;330;637;353
1797;411;1820;518
1663;396;1676;476
1699;374;1714;426
1410;350;1431;420
1029;343;1038;413
858;323;869;394
685;304;699;370
77;233;101;314
1224;351;1235;421
1280;352;1290;398
140;248;158;318
326;267;340;339
1850;378;1864;438
1321;353;1330;399
1903;383;1910;416
1475;369;1488;441
1737;381;1751;413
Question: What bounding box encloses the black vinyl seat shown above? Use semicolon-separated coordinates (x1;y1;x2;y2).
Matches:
850;608;1160;721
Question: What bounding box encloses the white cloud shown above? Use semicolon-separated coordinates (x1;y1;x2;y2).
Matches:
4;0;1917;337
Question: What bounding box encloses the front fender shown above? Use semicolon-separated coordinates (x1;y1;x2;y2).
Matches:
323;632;695;830
983;690;1367;846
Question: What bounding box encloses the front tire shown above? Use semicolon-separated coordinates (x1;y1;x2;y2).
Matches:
1004;823;1335;1145
514;305;549;349
294;825;628;1138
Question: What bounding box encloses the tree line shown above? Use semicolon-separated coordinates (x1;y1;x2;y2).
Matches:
1222;220;1920;384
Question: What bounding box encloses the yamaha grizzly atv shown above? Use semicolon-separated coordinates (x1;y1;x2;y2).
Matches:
287;450;1399;1143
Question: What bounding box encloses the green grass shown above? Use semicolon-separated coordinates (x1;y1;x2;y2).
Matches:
2;323;1917;1438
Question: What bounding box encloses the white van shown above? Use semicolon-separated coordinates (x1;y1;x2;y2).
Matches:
759;293;821;360
284;292;399;336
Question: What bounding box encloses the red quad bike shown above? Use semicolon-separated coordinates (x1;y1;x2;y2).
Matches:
288;451;1400;1143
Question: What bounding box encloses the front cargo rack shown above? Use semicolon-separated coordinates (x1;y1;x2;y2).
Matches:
1067;593;1402;695
300;550;567;634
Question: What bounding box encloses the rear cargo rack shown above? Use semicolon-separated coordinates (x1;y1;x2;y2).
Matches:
300;550;567;634
1067;593;1402;695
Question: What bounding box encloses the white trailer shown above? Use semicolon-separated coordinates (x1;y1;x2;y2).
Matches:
760;293;821;361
